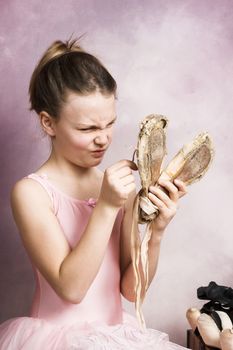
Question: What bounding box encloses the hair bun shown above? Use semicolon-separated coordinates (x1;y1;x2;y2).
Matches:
64;36;83;52
38;36;84;69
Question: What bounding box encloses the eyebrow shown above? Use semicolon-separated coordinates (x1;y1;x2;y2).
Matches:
76;116;117;128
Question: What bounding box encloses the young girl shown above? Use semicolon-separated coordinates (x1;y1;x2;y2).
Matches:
0;38;187;349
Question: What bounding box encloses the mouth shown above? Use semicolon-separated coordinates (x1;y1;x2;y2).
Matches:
91;149;107;157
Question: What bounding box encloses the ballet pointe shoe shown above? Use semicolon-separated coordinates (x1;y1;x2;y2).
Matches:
154;132;214;218
220;329;233;350
159;132;214;185
135;114;168;224
135;114;214;223
197;313;221;348
186;308;201;331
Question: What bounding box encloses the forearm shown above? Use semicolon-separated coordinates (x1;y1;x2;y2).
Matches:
120;230;163;302
59;201;119;303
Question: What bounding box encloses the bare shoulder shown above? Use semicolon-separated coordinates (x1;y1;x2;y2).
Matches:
10;177;56;242
11;177;53;212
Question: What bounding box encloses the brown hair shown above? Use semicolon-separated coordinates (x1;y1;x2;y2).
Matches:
29;38;117;118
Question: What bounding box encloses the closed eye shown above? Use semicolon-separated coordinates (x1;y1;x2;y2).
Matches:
79;121;116;131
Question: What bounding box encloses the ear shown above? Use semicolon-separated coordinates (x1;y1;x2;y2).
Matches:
39;111;56;137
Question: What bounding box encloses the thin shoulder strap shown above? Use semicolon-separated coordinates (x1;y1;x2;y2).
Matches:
25;173;57;213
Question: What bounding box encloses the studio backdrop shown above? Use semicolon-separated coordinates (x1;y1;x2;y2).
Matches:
0;0;233;345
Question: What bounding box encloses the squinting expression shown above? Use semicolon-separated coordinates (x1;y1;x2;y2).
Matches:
52;92;117;167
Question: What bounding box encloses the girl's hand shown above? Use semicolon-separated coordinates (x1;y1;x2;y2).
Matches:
148;178;188;235
99;159;138;209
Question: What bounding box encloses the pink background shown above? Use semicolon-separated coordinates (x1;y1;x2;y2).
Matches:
0;0;233;345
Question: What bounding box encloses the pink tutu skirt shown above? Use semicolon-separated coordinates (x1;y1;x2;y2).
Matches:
0;316;185;350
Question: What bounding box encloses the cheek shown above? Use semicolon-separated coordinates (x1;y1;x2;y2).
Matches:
70;134;93;150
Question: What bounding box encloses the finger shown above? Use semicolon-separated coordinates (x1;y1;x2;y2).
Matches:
125;182;137;193
116;166;133;179
108;159;138;173
174;179;188;198
157;179;179;202
149;186;172;207
148;192;166;210
121;174;136;186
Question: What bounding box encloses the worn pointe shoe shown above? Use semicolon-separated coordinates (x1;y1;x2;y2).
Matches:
160;132;214;184
220;329;233;350
135;114;168;224
186;308;201;331
136;114;168;192
136;117;214;222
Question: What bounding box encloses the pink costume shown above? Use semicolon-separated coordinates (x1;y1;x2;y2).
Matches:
0;173;185;349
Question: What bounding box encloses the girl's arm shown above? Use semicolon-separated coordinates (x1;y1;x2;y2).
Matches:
120;178;187;302
11;160;137;304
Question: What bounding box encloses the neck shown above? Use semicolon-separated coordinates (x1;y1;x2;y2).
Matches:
40;151;97;181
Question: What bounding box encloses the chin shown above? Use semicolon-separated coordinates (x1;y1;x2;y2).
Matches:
83;158;103;168
92;158;103;166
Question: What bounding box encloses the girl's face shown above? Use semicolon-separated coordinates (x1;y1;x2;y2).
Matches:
51;91;116;168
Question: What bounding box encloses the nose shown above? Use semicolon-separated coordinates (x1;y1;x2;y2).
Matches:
94;129;109;146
